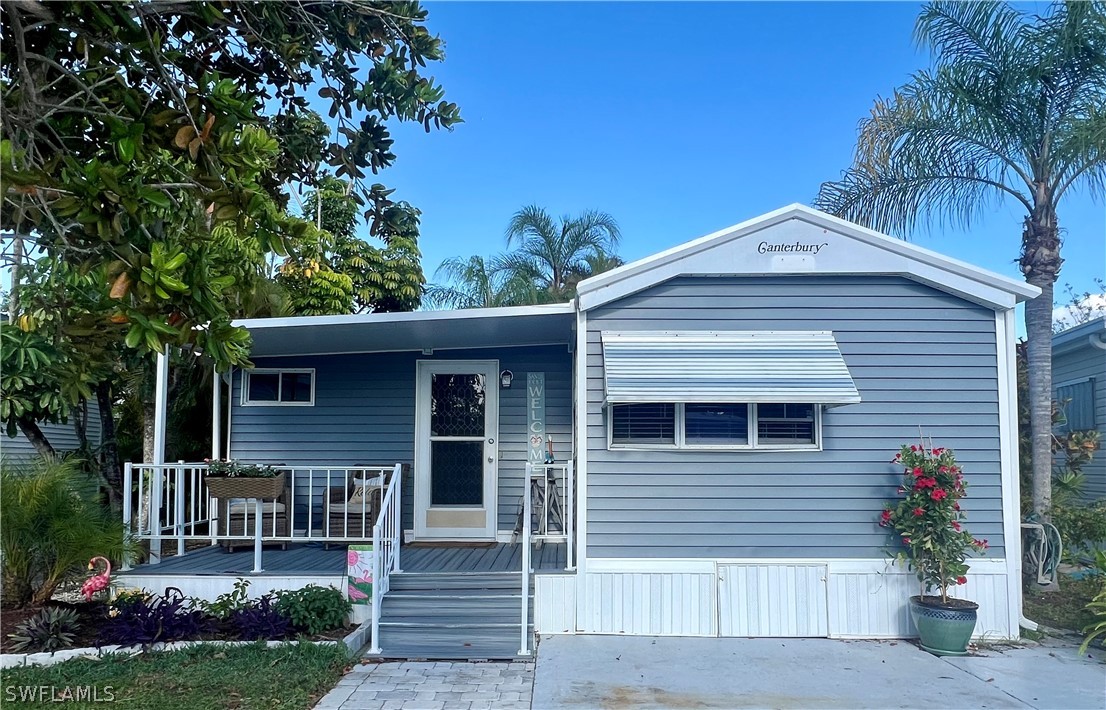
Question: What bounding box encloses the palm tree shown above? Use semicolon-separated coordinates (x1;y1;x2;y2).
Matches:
814;1;1106;522
502;205;622;301
424;255;547;309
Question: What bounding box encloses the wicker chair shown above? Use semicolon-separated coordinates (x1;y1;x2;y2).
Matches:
324;475;385;542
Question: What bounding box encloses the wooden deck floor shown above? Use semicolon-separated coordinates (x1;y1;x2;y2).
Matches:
118;541;569;577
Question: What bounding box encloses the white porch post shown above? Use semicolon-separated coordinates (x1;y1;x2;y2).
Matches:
149;344;170;564
211;364;221;460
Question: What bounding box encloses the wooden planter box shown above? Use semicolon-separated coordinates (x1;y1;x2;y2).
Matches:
204;472;286;500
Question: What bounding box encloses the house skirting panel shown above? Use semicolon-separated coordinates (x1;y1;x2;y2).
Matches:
534;574;577;633
575;559;1015;640
117;574;347;603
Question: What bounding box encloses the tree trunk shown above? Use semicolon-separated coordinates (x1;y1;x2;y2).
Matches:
143;399;156;464
97;381;124;509
17;417;55;458
1020;208;1063;529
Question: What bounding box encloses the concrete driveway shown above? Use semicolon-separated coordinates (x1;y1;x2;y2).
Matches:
532;635;1105;709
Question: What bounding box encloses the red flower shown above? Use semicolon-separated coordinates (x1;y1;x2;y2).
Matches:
902;536;912;544
880;510;892;526
952;521;961;530
931;488;948;501
913;507;925;517
914;477;937;490
910;445;917;451
933;448;943;455
956;576;967;585
913;467;924;476
954;503;960;511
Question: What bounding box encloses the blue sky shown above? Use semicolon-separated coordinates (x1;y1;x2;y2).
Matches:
369;1;1103;315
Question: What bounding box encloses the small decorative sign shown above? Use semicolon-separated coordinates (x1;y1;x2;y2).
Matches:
528;372;546;464
346;545;373;604
757;241;828;255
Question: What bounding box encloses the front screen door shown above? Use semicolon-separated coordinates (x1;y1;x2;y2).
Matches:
414;361;498;540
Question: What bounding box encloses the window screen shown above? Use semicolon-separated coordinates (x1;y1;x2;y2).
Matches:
247;372;279;402
612;403;675;445
245;370;313;404
1057;380;1096;432
756;403;816;444
685;404;750;445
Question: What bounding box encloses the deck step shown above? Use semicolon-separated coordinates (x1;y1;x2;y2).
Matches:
372;571;534;660
387;572;523;592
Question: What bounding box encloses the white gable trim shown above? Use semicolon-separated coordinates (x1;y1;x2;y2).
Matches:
576;204;1040;312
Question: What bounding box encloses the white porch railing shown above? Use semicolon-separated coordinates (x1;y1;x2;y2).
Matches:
520;463;533;657
121;462;403;573
528;461;574;570
368;464;402;654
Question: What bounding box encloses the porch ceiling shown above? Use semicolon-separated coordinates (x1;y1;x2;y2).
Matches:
235;304;576;357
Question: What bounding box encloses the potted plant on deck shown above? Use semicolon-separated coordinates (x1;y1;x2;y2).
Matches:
880;443;989;656
203;460;285;500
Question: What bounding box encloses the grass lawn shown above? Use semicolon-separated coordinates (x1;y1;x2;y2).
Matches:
1023;574;1102;634
1;642;352;709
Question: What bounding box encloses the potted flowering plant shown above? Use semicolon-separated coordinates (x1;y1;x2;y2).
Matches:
203;459;285;500
880;443;988;656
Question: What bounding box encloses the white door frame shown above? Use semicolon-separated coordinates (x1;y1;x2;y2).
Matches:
414;360;499;540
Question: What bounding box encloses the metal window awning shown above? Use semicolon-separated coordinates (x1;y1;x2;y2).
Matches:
600;331;861;406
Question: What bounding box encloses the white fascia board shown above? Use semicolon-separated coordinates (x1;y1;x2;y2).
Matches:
577;204;1039;311
233;302;575;330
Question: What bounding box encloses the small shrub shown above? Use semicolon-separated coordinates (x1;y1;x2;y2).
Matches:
274;585;350;635
1080;580;1106;654
98;588;210;647
7;607;81;653
196;578;252;619
228;594;291;640
1052;501;1106;557
1;457;134;607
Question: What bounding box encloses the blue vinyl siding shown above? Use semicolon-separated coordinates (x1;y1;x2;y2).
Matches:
228;345;572;533
1053;346;1106;502
1;400;103;464
585;275;1006;559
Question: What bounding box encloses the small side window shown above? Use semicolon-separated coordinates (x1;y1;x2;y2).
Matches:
756;403;815;445
612;403;675;445
243;369;314;406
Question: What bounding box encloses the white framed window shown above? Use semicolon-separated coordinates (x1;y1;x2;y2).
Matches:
242;368;315;406
608;402;821;451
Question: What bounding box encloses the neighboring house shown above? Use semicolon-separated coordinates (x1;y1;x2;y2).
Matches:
120;204;1038;657
0;403;103;465
1052;316;1106;501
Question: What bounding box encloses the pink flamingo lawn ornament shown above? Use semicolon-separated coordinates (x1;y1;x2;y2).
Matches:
81;556;112;602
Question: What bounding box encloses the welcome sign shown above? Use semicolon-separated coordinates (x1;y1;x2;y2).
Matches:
528;372;545;464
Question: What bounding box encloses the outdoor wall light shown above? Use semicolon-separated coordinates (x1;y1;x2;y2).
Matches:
500;370;514;389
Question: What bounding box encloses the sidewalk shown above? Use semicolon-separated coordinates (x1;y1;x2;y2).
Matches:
531;635;1105;709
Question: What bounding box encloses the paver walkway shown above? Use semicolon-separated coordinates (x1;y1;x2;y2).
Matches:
314;660;534;710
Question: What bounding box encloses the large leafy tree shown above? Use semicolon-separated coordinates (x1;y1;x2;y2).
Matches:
814;1;1106;522
1;1;458;486
278;174;424;315
500;205;622;302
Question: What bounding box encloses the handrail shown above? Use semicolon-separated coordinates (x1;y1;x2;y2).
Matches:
527;462;574;571
368;463;403;655
519;463;533;656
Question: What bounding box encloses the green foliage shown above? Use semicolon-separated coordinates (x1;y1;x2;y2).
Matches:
205;460;279;478
196;578;253;620
1053;503;1106;557
0;641;351;709
1079;580;1106;654
7;607;81;654
279;174;425;315
880;444;988;603
274;585;351;635
0;457;134;607
427;206;623;309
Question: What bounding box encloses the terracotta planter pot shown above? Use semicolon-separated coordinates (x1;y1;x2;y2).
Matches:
204;472;285;500
909;595;978;656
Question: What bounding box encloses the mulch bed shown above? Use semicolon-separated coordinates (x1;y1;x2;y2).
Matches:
1;600;354;654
